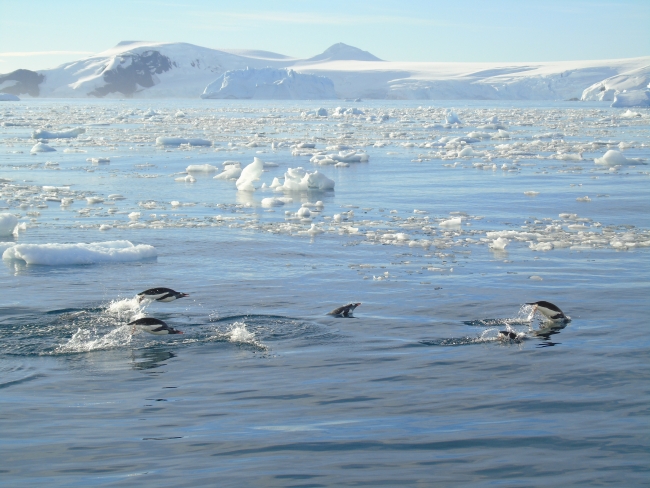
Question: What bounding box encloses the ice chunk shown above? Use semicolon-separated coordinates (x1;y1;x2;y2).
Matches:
175;175;196;183
30;142;56;153
187;164;219;172
0;213;18;237
439;217;462;227
214;164;242;180
275;167;335;191
236;157;265;191
2;240;157;266
33;127;85;139
489;237;509;250
594;150;632;166
445;110;461;124
261;197;285;207
524;191;540;197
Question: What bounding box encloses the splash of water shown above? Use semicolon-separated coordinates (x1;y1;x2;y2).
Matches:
54;325;134;354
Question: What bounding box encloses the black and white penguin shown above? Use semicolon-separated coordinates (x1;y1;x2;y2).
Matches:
499;330;520;340
327;303;361;317
137;288;189;303
128;317;184;335
527;301;568;321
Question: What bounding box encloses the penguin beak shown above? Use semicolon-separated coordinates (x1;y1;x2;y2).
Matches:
181;293;189;297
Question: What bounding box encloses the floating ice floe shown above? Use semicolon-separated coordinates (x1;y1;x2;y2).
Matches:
155;137;212;146
186;164;219;172
2;240;157;266
33;127;85;139
214;163;242;180
88;157;110;164
489;237;509;251
594;149;642;166
175;174;196;183
439;217;462;227
30;142;56;153
0;213;18;237
273;167;335;191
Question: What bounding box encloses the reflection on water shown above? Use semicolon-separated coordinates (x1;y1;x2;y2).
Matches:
131;348;176;370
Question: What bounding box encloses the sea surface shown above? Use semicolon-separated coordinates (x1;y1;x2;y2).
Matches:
1;99;649;486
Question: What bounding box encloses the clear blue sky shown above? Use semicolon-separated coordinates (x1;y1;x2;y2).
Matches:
1;0;648;73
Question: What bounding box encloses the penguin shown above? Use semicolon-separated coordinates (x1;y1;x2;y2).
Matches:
499;330;520;340
327;303;361;317
527;301;568;321
128;317;184;335
137;288;189;303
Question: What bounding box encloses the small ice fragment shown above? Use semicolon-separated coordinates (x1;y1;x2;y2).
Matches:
489;237;509;251
30;142;56;153
524;191;539;197
440;217;462;227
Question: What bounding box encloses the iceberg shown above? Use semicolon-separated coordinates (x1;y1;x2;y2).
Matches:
0;93;20;101
611;90;650;108
201;67;337;100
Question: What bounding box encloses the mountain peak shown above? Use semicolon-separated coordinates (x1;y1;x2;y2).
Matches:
308;43;382;62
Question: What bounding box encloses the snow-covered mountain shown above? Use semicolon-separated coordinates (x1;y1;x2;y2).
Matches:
0;40;648;104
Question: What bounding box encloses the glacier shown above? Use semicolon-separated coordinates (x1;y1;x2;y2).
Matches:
0;40;648;103
201;67;336;100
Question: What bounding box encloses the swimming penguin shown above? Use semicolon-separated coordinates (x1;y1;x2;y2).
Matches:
527;301;568;321
327;303;361;317
499;330;520;340
128;317;184;335
137;288;189;303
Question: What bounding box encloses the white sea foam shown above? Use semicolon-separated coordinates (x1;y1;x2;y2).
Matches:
2;240;157;266
54;325;133;354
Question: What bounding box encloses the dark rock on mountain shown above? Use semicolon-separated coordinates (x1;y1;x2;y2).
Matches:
0;69;45;96
89;50;174;97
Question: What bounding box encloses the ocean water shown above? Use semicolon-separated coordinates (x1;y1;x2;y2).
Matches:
1;99;649;486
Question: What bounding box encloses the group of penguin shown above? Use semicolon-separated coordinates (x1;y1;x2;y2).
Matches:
129;288;568;341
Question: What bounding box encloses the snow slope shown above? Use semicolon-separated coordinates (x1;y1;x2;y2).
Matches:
1;40;648;102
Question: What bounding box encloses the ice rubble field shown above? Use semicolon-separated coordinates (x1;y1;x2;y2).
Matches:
0;100;649;270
